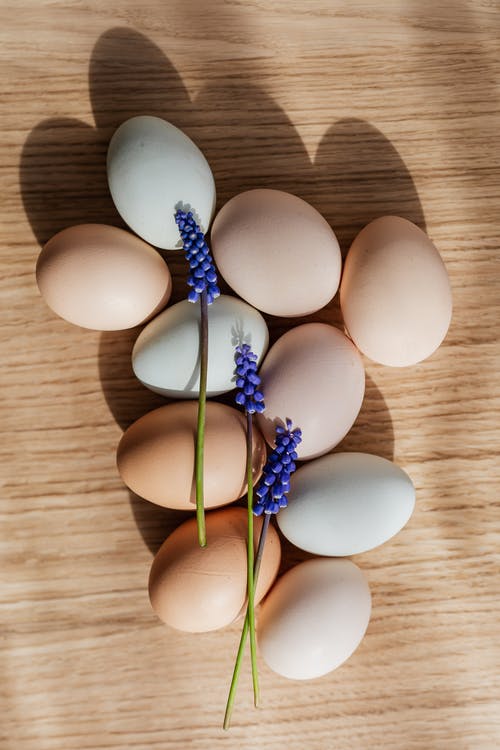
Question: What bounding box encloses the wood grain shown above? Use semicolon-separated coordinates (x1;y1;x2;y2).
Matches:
1;1;499;748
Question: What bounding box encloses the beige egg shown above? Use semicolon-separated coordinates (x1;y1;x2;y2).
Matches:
211;189;341;317
256;323;365;460
149;507;281;632
36;224;172;330
340;216;452;366
257;558;371;679
117;401;267;510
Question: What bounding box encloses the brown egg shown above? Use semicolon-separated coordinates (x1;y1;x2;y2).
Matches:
117;401;267;509
340;216;452;366
36;224;172;330
149;507;281;632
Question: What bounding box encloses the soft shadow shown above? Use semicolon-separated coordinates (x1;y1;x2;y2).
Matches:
21;26;415;557
336;373;394;461
98;328;168;431
314;117;426;254
20;118;121;246
129;490;187;555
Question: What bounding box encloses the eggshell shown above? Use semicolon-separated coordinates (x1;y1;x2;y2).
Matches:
340;216;452;366
211;189;341;316
278;452;415;556
149;507;281;632
132;294;269;398
256;323;365;460
36;224;172;330
107;116;216;249
257;558;371;680
117;401;266;510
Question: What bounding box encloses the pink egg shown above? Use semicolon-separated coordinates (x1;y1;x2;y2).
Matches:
211;189;341;317
256;323;365;460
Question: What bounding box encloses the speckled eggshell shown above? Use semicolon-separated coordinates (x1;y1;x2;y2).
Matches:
107;116;216;249
257;558;371;680
211;189;341;316
117;401;266;510
149;507;281;633
36;224;172;330
277;452;415;556
132;294;269;397
256;323;365;460
340;216;452;366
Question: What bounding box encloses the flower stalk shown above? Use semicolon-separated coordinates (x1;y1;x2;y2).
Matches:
245;411;259;707
195;287;208;547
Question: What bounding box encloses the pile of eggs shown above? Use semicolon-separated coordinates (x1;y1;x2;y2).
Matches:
36;115;452;682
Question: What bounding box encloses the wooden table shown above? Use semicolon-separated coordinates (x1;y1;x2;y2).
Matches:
2;2;499;748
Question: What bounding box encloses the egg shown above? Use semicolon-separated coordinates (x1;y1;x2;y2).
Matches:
277;452;415;556
36;224;172;330
257;558;371;680
107;116;216;249
117;401;266;510
256;323;365;459
340;216;452;366
211;189;341;317
132;294;269;397
149;507;281;632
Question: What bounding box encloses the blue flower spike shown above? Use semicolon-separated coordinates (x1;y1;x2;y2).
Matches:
174;210;220;304
175;209;220;549
253;419;302;517
234;344;266;415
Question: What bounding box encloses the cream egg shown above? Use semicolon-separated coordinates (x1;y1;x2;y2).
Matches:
149;507;281;632
257;558;371;680
36;224;172;330
278;452;415;556
211;189;341;316
256;323;365;459
107;116;216;249
117;401;266;510
340;216;452;366
132;294;269;397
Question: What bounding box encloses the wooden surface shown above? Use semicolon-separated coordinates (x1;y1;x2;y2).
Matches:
1;1;499;748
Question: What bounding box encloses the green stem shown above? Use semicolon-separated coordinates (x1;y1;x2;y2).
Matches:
223;512;271;730
196;289;208;548
246;412;259;708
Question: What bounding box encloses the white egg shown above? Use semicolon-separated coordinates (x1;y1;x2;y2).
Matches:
278;452;415;556
257;558;371;680
107;116;216;249
132;294;269;397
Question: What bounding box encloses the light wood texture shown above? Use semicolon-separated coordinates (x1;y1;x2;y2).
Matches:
1;2;499;748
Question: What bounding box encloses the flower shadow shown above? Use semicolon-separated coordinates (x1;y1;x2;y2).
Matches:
21;26;416;558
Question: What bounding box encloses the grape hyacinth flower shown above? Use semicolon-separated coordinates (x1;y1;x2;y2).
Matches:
175;209;220;548
224;417;302;731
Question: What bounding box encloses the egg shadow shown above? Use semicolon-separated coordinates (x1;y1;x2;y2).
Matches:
128;490;188;555
313;117;426;254
21;25;416;559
